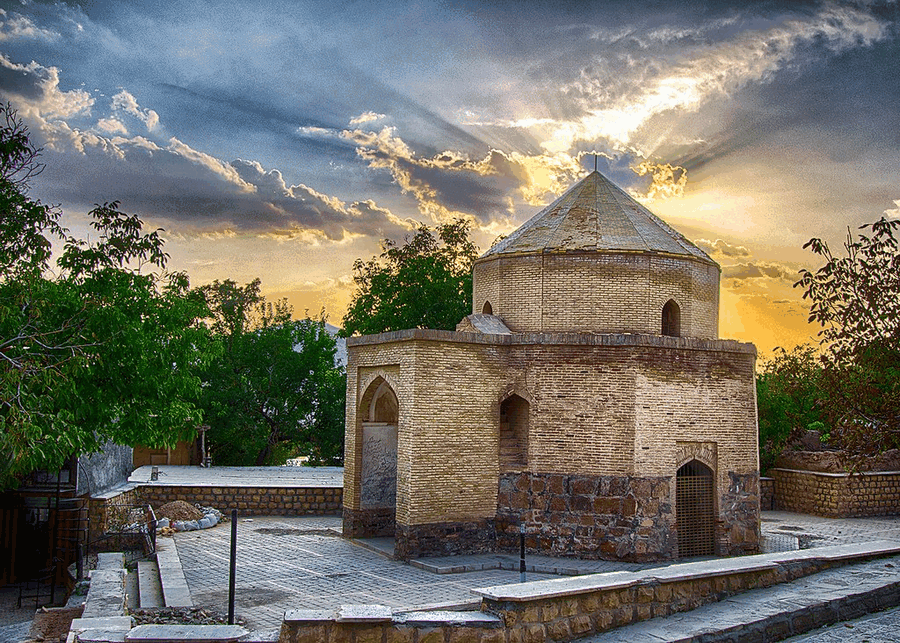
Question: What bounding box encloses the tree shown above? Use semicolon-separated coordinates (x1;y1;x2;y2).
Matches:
198;280;345;466
340;219;479;336
795;218;900;455
0;104;212;489
755;345;827;472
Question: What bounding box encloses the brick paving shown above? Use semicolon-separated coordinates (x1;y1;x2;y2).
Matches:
172;515;574;630
171;511;900;636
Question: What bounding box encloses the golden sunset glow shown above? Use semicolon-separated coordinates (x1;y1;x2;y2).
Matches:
2;1;897;359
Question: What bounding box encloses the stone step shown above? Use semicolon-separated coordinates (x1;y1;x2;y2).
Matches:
155;539;193;608
125;569;140;611
137;561;164;609
579;554;900;642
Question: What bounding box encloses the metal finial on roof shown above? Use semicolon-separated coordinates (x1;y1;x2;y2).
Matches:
594;154;598;172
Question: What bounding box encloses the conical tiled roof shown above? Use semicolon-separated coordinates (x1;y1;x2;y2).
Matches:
483;171;713;263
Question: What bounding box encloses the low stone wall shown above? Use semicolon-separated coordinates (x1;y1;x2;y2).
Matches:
761;476;775;510
87;483;142;545
279;542;900;643
771;468;900;517
139;485;342;516
88;482;343;546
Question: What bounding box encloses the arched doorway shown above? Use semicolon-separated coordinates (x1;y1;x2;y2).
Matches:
499;394;528;470
676;460;715;557
359;378;399;536
662;299;681;337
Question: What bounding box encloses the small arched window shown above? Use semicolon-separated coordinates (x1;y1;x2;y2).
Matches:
662;299;681;337
482;301;493;315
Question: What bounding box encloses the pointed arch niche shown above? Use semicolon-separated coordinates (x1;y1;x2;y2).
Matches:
358;378;399;531
662;299;681;337
499;394;529;470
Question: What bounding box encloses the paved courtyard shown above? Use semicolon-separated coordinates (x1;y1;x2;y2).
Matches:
171;510;900;633
174;515;560;630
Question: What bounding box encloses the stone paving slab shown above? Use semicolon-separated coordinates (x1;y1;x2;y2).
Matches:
125;624;248;641
83;569;126;619
128;465;342;488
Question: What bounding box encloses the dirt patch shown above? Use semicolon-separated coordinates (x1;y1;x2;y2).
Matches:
253;528;339;537
156;501;204;522
775;449;900;473
131;607;246;626
28;605;83;642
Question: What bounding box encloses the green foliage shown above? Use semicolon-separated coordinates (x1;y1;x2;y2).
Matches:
198;280;345;466
0;105;212;488
340;219;479;336
755;345;827;472
793;217;900;456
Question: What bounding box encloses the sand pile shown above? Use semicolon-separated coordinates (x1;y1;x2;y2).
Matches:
156;500;204;522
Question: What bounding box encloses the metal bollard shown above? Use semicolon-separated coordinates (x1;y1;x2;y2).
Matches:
520;523;526;583
228;509;237;624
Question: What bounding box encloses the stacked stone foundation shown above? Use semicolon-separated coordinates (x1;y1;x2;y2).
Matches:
495;472;676;561
395;519;496;560
342;506;395;539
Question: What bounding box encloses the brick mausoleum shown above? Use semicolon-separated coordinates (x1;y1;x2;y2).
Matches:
342;170;760;561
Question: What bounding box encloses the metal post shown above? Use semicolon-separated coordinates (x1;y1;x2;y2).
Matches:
519;523;526;583
228;509;237;624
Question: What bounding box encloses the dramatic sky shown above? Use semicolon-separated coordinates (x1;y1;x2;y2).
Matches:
2;0;899;357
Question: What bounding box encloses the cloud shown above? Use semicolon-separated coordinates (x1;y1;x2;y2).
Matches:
468;3;889;163
341;125;584;226
0;53;410;243
630;161;687;203
96;117;127;135
694;238;752;259
0;54;93;122
885;199;900;218
111;90;159;131
0;8;58;42
722;262;795;282
349;111;386;125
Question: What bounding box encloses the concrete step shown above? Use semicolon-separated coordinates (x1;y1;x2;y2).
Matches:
579;554;900;642
155;539;193;608
125;568;140;610
137;560;164;609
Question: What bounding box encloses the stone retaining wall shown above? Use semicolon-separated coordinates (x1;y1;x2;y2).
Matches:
771;468;900;517
88;483;343;547
139;485;342;516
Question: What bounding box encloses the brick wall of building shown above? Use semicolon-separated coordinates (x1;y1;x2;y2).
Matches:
345;330;759;559
472;252;719;338
772;468;900;517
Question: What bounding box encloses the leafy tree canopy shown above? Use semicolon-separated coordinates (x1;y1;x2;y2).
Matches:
340;219;479;337
198;279;345;466
756;345;827;472
792;218;900;456
0;104;212;489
